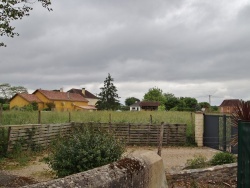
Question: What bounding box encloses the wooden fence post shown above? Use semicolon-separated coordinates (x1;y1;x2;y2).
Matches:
7;126;11;152
69;112;71;123
38;110;41;124
147;119;151;145
128;123;131;144
109;113;112;132
150;114;152;124
157;122;164;156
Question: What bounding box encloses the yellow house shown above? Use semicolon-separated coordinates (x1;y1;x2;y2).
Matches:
10;93;43;110
10;89;97;111
33;89;95;111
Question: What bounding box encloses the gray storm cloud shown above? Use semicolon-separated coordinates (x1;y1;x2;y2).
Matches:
1;0;250;105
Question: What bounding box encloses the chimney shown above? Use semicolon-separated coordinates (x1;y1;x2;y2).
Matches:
82;88;85;96
60;88;63;92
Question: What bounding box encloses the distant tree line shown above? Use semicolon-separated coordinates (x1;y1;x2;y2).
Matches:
1;79;218;112
125;87;218;112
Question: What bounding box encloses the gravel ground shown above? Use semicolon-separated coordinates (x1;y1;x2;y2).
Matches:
0;146;221;187
126;146;220;172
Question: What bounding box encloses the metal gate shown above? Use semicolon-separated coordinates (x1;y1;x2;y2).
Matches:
238;121;250;188
203;114;237;154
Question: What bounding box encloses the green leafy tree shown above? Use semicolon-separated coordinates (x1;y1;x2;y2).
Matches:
0;83;27;99
0;83;11;99
143;87;166;105
211;106;219;112
199;102;210;109
125;97;140;106
96;73;120;110
182;97;198;109
177;97;197;111
164;93;180;110
9;86;27;97
0;0;52;47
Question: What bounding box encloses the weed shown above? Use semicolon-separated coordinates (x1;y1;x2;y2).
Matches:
185;154;208;169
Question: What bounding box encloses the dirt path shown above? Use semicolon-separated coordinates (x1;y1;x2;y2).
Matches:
0;146;220;187
126;146;219;172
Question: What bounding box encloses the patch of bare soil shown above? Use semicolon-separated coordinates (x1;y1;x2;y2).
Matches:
0;171;38;188
0;154;54;187
8;155;53;182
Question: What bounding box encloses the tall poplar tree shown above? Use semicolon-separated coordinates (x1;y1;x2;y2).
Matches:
96;74;120;110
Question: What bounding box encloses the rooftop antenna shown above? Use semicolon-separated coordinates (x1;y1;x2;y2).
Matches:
209;95;212;105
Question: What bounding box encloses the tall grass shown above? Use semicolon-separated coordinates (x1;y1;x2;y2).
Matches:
0;110;195;136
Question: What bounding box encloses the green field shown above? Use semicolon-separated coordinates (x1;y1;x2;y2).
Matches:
0;110;195;135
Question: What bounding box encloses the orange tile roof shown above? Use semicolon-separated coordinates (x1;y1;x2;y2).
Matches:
18;93;42;103
34;89;88;102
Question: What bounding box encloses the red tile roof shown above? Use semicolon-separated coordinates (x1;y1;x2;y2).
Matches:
68;88;98;99
33;89;88;102
220;99;241;107
18;93;42;103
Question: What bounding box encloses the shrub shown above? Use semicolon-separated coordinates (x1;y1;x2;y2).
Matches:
46;126;126;177
185;154;208;169
2;104;9;111
209;152;236;166
22;104;34;111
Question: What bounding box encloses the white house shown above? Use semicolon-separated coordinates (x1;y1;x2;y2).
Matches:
130;101;160;111
130;102;141;111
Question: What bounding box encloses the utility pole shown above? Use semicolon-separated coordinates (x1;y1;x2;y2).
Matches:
209;95;212;105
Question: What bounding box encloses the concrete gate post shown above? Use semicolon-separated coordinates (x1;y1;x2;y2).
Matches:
195;112;204;147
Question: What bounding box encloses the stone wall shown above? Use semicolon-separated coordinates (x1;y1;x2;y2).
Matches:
195;112;204;147
166;163;237;186
22;151;168;188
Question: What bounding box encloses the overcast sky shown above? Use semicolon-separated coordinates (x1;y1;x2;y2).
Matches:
1;0;250;105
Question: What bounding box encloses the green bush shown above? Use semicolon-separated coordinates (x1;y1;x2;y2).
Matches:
2;104;9;111
185;154;208;169
209;152;236;166
46;126;126;177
